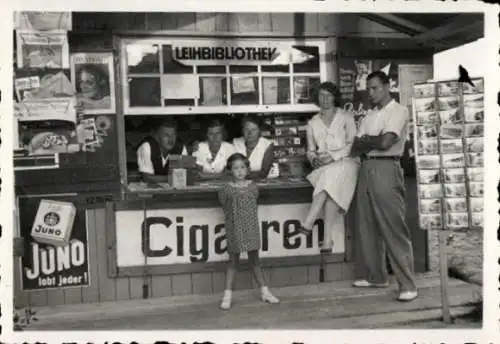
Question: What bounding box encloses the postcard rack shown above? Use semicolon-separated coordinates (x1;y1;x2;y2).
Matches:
412;78;484;232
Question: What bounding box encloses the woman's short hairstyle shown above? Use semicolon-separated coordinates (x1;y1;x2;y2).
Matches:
315;81;341;107
76;64;111;99
226;152;250;170
206;118;227;140
157;118;178;132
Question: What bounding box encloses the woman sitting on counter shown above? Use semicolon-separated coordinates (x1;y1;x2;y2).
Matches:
136;119;188;183
233;115;276;179
193;119;236;179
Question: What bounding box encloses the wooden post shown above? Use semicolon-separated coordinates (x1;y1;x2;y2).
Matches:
438;230;452;323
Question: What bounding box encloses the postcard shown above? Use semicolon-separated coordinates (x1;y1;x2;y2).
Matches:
444;183;467;198
437;81;459;97
437;96;459;111
414;97;436;113
417;155;440;169
462;78;484;94
445;212;469;229
444;198;468;213
419;184;443;199
469;197;484;213
413;83;435;98
442;153;465;168
438;109;462;124
440;139;463;154
471;212;483;228
419;214;442;230
443;168;466;183
17;31;69;69
467;167;484;182
466;137;483;153
463;94;484;108
468;182;484;197
440;124;463;139
467;153;484;167
416;111;438;125
418;125;438;139
464;107;484;123
420;199;442;214
417;140;439;155
465;124;484;137
419;169;440;184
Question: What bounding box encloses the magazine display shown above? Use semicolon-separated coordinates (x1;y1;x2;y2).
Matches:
412;78;484;230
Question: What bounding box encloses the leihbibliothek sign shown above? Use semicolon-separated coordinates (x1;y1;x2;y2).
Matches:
19;197;90;291
115;203;345;267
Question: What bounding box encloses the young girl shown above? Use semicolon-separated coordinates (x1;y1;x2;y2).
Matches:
217;153;280;310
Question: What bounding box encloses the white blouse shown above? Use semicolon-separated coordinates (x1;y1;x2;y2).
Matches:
192;141;236;173
233;136;273;177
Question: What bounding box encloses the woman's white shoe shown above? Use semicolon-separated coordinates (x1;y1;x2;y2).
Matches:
220;293;232;310
261;291;280;304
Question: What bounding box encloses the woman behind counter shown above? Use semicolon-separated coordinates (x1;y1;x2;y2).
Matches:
298;82;360;252
232;115;276;180
193;119;236;179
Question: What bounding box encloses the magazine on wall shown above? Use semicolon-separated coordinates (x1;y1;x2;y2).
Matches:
16;31;69;69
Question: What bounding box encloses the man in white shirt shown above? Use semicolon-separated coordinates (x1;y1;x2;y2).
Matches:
349;71;418;302
136;119;187;183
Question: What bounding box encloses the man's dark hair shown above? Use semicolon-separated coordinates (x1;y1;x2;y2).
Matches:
367;71;390;85
315;82;341;107
157;118;178;132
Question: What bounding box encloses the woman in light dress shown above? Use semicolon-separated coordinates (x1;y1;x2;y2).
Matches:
232;115;276;179
192;119;236;179
298;82;360;252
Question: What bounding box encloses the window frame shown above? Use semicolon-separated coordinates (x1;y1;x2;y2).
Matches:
119;37;327;115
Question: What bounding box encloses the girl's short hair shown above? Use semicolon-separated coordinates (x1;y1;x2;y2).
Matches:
226;153;250;170
315;81;341;107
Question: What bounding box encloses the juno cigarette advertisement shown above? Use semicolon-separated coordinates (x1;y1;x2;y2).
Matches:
18;197;90;291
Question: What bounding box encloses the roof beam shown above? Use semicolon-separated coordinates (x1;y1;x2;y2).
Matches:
360;13;428;35
414;16;483;42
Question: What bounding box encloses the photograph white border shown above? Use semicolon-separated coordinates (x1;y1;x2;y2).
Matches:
1;1;499;344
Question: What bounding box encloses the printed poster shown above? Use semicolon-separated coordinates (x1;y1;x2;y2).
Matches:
15;12;72;31
71;53;116;114
18;197;90;291
17;31;69;69
15;69;74;102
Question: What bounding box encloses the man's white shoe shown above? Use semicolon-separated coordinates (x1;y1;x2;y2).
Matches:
397;290;418;302
352;279;389;288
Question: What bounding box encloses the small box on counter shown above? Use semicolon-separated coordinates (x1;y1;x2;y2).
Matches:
168;168;187;188
168;155;197;169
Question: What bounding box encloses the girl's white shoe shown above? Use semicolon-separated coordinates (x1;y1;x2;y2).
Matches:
220;290;232;310
261;288;280;304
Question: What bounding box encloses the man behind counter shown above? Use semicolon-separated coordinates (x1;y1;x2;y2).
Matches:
136;119;188;183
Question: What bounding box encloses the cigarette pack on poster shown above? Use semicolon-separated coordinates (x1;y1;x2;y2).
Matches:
465;124;483;137
468;182;484;197
417;140;438;155
15;12;72;30
467;153;483;167
17;31;69;69
440;139;463;154
444;198;467;212
463;94;484;108
444;183;467;198
419;184;442;199
437;81;459;97
466;137;483;153
418;125;438;139
419;214;442;230
438;109;462;124
417;155;440;169
419;199;442;214
413;83;435;98
445;212;468;230
414;97;436;112
471;213;483;228
30;199;77;247
76;118;99;146
437;97;459;111
439;124;463;139
469;198;483;213
442;153;465;168
464;107;484;123
463;79;484;94
293;137;301;145
443;168;465;183
416;111;438;125
466;167;483;182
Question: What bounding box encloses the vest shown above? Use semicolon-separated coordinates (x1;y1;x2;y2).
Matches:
137;136;185;175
